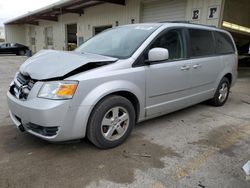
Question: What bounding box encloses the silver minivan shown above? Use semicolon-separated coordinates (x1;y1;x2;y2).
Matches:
7;23;237;148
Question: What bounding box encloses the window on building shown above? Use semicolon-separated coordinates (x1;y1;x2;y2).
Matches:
29;27;36;46
188;29;214;57
45;27;53;46
214;31;235;54
31;38;36;45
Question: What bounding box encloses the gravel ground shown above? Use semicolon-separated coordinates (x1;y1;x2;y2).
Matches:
0;55;250;188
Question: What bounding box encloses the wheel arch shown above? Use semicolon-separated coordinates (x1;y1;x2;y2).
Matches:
215;70;234;92
79;80;145;121
100;91;140;122
224;73;232;85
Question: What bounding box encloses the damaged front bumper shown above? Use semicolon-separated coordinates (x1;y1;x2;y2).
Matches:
7;91;90;142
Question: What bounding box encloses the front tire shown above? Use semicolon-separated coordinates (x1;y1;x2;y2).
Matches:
87;95;135;149
209;77;230;107
18;50;25;56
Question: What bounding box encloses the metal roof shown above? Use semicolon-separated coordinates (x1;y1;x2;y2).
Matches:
5;0;125;25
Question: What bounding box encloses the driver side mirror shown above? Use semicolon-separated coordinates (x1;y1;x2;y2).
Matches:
148;48;169;63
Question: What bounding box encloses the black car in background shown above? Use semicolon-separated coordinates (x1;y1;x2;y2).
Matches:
0;43;29;56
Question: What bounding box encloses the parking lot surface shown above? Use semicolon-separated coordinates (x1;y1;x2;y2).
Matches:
0;56;250;188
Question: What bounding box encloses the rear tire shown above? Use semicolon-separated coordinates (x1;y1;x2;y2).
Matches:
209;77;230;107
87;95;135;149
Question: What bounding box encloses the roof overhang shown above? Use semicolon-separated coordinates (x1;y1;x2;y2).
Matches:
5;0;125;25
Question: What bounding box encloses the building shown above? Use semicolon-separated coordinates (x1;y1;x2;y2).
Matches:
4;0;250;53
0;26;4;42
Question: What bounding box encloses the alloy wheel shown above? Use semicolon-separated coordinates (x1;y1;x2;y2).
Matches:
218;82;229;103
101;106;130;141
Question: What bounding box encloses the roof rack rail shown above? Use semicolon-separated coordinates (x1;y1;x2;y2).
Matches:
159;20;217;28
159;20;190;23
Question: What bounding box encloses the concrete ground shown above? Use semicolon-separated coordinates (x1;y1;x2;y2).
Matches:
0;56;250;188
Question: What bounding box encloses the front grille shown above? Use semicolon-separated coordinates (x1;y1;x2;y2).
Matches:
26;123;59;137
17;73;29;85
10;72;36;100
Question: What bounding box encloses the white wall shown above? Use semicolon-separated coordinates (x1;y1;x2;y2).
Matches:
21;14;80;52
21;0;140;52
7;0;226;52
141;0;187;23
78;0;141;40
5;25;26;44
0;26;5;40
186;0;223;27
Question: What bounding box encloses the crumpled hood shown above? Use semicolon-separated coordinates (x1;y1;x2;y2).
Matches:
20;50;117;80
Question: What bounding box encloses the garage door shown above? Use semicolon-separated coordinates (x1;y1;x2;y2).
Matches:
141;0;187;23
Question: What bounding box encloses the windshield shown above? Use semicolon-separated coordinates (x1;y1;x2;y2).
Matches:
75;25;159;59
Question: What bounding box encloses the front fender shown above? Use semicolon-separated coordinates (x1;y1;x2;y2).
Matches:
79;80;145;119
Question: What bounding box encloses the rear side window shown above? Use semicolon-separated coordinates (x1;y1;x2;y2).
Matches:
214;31;235;54
188;29;214;57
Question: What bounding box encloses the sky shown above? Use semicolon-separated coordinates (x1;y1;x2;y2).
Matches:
0;0;60;26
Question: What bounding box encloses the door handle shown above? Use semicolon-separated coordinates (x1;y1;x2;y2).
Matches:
181;65;190;71
193;64;202;69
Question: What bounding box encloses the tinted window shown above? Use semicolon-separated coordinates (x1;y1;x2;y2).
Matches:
189;29;214;57
2;43;9;48
214;31;235;54
150;29;185;60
